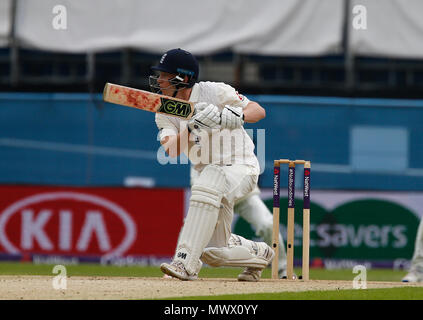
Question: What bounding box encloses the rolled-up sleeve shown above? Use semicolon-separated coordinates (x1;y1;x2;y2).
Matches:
155;113;178;141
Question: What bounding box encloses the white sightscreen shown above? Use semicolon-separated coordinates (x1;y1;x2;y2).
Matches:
350;0;423;59
15;0;344;55
0;0;12;47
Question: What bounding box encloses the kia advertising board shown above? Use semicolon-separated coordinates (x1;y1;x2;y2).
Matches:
0;186;184;264
2;186;421;269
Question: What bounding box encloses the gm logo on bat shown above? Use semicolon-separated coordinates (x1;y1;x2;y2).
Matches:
158;98;192;118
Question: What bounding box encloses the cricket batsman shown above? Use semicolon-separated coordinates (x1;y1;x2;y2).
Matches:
152;48;274;281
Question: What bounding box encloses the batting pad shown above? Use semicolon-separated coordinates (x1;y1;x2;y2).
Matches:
234;194;287;269
201;246;270;268
201;233;273;268
174;165;226;275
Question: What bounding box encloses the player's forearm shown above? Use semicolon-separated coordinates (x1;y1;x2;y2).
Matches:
160;128;190;157
242;102;266;123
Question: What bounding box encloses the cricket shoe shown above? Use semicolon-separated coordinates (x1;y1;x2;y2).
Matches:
162;273;199;280
237;242;275;282
160;261;198;281
402;268;423;283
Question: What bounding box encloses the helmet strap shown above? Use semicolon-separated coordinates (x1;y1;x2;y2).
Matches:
172;88;178;98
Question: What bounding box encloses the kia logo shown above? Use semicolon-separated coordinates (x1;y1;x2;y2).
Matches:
0;192;137;259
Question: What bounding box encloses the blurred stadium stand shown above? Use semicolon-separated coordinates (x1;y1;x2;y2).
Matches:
2;49;423;98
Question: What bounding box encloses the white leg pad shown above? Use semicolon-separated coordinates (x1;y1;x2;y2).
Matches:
201;246;270;268
174;165;226;275
235;194;287;271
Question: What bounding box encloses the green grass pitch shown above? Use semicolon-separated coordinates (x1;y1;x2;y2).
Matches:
0;262;422;300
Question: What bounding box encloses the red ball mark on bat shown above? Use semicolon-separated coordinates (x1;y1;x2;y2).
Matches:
139;92;149;102
126;92;138;107
114;88;120;94
124;89;140;108
138;92;155;111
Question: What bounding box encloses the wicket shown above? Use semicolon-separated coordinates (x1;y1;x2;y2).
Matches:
272;159;311;280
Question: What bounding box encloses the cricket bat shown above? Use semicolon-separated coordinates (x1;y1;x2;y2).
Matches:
103;82;195;119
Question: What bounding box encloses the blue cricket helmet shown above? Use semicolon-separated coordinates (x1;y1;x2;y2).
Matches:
151;48;199;87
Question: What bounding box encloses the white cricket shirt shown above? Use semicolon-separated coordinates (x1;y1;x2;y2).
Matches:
155;81;260;175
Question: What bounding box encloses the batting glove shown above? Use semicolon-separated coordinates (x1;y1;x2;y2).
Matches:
192;102;209;115
220;105;244;130
188;103;221;133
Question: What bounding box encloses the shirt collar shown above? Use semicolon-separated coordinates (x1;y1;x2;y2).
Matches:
188;83;200;103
